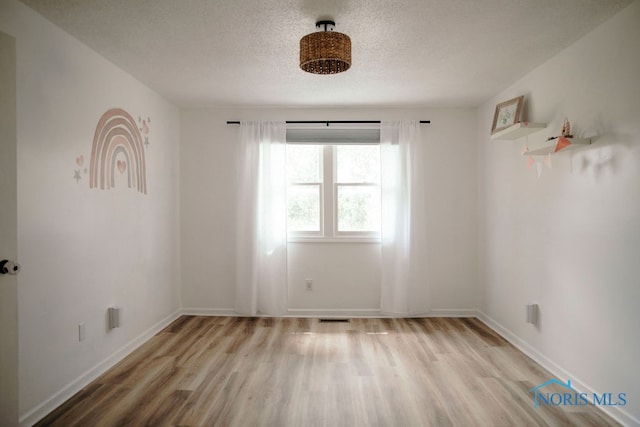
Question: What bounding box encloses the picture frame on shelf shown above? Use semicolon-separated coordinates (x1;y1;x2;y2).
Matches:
491;95;524;134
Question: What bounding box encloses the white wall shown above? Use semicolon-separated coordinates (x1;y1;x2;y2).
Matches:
287;243;381;314
478;1;640;424
0;1;181;423
181;108;478;315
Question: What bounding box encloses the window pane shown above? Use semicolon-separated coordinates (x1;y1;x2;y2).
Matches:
336;145;380;183
287;185;320;231
337;185;381;232
287;145;320;183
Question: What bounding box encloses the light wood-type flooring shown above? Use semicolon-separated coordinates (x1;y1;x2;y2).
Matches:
36;316;619;426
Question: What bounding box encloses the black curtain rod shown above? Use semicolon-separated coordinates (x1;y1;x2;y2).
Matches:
226;120;430;125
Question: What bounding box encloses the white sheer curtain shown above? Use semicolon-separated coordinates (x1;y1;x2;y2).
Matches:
235;121;288;316
380;121;428;316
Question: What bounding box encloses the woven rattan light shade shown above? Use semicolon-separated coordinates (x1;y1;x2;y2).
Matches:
300;21;351;74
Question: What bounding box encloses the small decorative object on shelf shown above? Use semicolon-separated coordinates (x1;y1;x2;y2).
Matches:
561;118;572;137
547;118;573;141
543;118;574;152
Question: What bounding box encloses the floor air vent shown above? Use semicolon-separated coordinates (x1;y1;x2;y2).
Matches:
319;318;350;323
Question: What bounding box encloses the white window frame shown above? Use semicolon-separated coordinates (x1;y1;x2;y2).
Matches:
287;143;381;243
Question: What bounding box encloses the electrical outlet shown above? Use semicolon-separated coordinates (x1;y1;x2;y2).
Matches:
526;303;539;324
305;279;313;291
78;323;86;341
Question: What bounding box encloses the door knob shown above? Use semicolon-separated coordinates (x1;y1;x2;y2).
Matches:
0;259;20;275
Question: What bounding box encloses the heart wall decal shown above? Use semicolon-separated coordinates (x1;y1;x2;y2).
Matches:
76;155;84;167
117;160;127;174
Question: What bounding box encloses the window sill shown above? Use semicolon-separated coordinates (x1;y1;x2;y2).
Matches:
287;237;381;244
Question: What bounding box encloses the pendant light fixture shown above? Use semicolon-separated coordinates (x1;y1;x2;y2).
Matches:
300;20;351;74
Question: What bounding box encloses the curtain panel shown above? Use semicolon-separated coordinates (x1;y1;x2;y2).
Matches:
235;121;287;316
380;121;429;315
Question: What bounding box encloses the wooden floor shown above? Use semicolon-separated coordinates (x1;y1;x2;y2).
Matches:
36;316;619;426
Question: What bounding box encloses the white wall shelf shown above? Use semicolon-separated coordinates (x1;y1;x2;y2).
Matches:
524;138;591;156
491;122;547;140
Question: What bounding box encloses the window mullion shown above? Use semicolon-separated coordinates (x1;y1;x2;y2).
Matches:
323;145;334;237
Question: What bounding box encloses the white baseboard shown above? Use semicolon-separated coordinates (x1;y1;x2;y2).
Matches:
180;307;236;316
477;311;639;427
20;309;182;427
377;308;480;318
286;308;382;317
423;308;479;317
179;307;480;318
182;307;385;318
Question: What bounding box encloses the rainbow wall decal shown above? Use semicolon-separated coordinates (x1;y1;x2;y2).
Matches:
89;108;147;194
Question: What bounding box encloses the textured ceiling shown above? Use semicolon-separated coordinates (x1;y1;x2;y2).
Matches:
20;0;633;108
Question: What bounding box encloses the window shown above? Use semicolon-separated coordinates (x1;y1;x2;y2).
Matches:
287;143;381;240
335;145;381;234
286;145;322;234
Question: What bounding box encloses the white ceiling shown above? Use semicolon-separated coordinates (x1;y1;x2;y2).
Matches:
20;0;633;108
